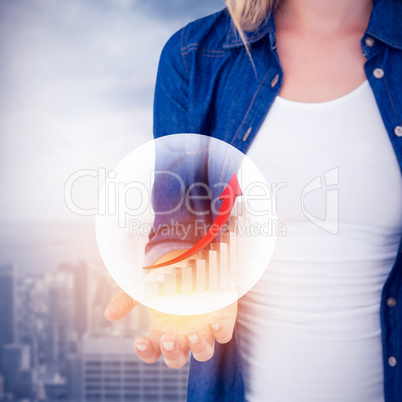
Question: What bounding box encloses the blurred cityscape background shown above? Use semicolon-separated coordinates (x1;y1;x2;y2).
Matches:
0;0;223;400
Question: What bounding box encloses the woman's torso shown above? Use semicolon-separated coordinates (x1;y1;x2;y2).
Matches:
236;7;402;400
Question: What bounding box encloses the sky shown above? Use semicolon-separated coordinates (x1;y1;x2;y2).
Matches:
0;0;224;223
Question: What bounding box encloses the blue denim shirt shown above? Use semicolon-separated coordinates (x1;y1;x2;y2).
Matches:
152;0;402;400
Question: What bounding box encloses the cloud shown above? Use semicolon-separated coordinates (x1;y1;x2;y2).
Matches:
0;0;223;222
135;0;224;21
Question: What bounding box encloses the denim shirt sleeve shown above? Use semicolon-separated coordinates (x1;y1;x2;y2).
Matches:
148;23;246;402
144;28;189;265
153;28;189;138
144;28;213;266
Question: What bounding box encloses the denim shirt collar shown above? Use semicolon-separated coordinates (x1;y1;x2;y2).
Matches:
366;0;402;50
223;0;402;50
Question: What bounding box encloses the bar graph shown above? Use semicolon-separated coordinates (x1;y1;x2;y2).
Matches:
143;214;240;298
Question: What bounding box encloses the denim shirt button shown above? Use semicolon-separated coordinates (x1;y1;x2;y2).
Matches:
388;356;397;367
365;37;375;47
271;74;279;87
394;126;402;137
373;68;384;79
242;127;252;142
386;297;397;307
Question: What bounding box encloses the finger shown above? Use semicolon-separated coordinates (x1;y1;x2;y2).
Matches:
104;292;139;321
135;337;161;364
160;335;189;369
185;331;215;362
208;317;234;344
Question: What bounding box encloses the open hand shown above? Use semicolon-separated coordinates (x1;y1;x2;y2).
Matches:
104;292;237;369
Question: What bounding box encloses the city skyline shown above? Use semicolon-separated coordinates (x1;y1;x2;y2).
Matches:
0;259;190;400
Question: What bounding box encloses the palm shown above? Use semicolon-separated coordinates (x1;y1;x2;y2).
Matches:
148;301;238;342
105;292;237;368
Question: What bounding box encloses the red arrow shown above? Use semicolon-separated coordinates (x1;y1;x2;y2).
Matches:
143;173;242;270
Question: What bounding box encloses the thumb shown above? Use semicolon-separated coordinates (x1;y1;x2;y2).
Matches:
104;292;139;321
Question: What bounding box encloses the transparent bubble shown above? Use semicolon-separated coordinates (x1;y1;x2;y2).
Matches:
96;134;277;315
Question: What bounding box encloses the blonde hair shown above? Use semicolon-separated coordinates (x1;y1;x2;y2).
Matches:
225;0;278;47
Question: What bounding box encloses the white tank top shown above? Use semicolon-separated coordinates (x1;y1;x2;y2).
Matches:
237;80;402;402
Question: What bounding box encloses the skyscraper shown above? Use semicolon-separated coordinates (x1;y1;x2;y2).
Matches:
59;260;89;338
82;336;188;401
0;265;16;367
74;260;89;338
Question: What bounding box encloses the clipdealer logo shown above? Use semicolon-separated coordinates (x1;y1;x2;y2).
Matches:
64;166;339;235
